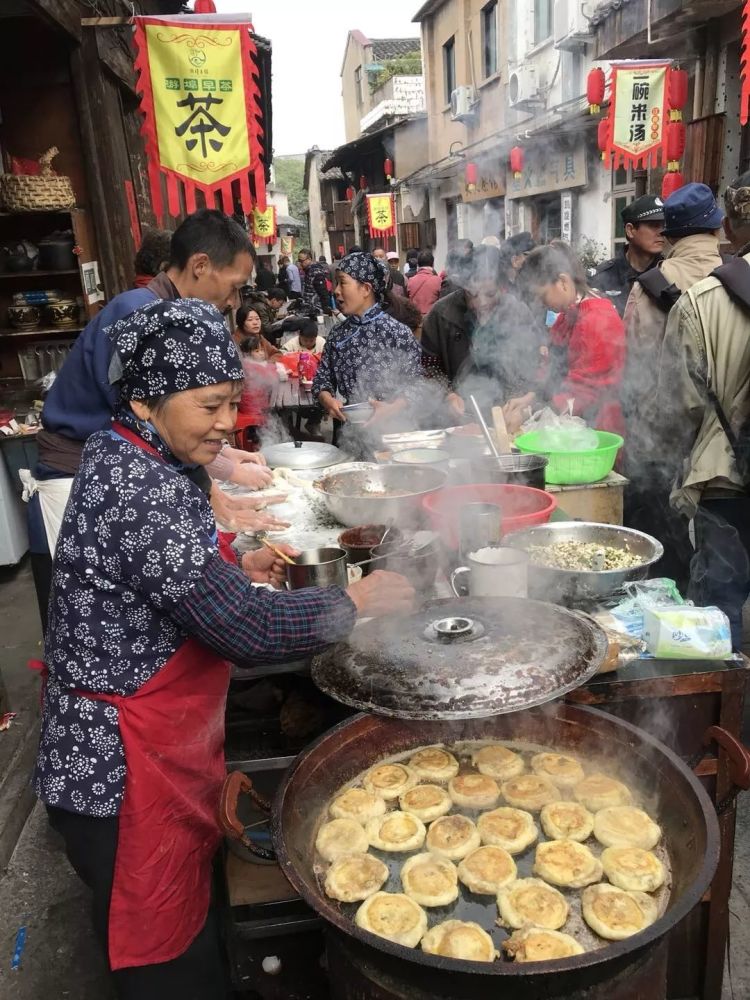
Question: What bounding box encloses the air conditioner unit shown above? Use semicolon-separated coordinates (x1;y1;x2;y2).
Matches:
508;67;542;108
554;0;594;50
450;85;479;122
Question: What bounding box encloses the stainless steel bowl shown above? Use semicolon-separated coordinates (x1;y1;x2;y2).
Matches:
313;464;446;529
504;521;664;605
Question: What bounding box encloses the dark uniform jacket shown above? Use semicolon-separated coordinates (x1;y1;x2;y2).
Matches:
592;248;662;317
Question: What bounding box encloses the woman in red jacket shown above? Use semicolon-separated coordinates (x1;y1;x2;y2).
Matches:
520;243;626;435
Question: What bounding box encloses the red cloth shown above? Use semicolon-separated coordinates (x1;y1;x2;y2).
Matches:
407;267;442;316
238;359;277;426
133;274;153;288
549;297;626;435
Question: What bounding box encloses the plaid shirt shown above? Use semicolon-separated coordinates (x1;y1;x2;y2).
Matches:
172;554;357;665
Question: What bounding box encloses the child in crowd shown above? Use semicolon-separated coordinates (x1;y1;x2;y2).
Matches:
281;317;326;355
236;335;278;449
520;242;625;436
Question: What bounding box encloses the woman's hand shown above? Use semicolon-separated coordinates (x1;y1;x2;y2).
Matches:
228;462;274;490
346;569;415;618
364;397;407;427
210;488;291;533
446;392;465;417
319;390;346;422
241;544;300;587
502;392;536;436
222;445;268;467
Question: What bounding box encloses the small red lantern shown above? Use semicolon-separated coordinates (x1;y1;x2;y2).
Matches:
193;0;217;11
662;170;685;200
384;158;393;181
359;175;367;190
668;67;688;122
465;161;478;193
345;186;355;202
666;121;686;170
510;146;524;180
587;67;606;115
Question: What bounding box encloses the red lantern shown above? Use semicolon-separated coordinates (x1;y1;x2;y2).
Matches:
662;170;685;200
668;67;688;122
193;0;217;11
465;161;478;193
587;67;606;115
384;158;393;181
510;146;524;180
345;186;355;202
597;117;610;161
666;121;686;169
359;175;367;190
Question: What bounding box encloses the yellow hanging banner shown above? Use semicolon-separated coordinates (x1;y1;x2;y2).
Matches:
608;61;669;169
133;15;267;221
366;194;396;238
252;206;277;240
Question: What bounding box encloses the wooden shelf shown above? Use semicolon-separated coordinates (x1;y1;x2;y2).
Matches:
0;326;83;339
0;269;79;279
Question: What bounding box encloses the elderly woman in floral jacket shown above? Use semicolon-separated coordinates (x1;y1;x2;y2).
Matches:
34;298;412;999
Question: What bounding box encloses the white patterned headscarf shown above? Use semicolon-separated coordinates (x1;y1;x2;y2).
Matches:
106;298;244;402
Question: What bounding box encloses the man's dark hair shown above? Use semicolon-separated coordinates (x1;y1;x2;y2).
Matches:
298;248;313;260
134;228;172;277
725;169;750;223
268;287;287;301
350;244;362;253
507;231;536;256
417;250;434;268
466;244;506;284
169;209;253;269
299;319;319;339
406;248;419;262
318;255;328;263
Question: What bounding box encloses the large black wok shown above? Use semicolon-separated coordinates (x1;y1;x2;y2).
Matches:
270;704;721;991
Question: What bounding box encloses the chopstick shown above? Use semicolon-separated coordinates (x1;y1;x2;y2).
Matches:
259;537;296;565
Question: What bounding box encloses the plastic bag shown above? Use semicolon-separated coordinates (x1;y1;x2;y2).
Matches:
520;406;599;452
642;606;731;660
607;578;684;645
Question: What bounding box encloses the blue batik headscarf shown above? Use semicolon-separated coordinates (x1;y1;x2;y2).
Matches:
338;252;389;301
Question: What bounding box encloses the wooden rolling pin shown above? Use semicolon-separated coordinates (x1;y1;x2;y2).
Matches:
491;406;512;454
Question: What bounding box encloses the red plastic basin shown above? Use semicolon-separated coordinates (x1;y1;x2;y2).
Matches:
422;483;557;550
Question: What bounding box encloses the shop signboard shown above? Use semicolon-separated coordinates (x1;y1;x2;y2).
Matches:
506;146;587;200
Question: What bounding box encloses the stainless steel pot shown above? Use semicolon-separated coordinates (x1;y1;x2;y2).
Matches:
262;440;348;470
313;465;446;529
286;547;349;590
504;521;664;605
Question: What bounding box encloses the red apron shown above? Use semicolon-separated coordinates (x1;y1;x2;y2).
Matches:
60;423;231;969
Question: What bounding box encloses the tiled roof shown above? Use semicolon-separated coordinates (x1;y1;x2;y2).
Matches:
370;37;421;60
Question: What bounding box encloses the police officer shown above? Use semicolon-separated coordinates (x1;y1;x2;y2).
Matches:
592;195;666;316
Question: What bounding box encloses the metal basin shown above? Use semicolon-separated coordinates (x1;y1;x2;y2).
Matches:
505;521;664;605
314;464;446;529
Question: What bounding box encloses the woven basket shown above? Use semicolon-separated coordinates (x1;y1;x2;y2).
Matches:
0;147;75;212
0;173;75;212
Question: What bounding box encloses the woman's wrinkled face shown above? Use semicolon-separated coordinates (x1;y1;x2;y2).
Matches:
242;309;263;335
132;382;241;466
335;271;375;316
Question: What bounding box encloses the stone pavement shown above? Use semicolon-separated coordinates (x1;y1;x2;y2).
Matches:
0;557;749;998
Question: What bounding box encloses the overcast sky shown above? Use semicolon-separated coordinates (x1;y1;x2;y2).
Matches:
215;1;421;156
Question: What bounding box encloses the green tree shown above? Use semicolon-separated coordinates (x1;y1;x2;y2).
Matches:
274;156;311;248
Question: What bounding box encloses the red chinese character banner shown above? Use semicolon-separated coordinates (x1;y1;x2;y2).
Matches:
133;15;266;222
366;194;396;239
599;61;672;169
